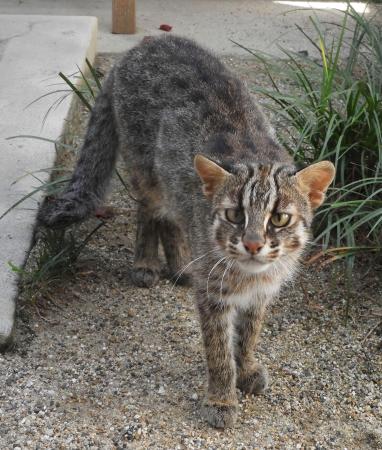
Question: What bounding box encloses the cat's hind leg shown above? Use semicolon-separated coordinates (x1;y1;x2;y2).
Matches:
131;205;161;287
235;305;269;395
159;219;192;286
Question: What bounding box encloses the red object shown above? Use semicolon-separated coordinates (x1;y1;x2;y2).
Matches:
94;206;115;219
159;24;172;32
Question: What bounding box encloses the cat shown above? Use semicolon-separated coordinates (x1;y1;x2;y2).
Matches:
38;35;335;428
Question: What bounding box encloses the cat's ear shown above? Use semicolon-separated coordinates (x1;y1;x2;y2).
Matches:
295;161;335;209
194;154;230;199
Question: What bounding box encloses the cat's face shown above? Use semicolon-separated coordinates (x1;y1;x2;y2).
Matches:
210;164;311;275
195;155;335;275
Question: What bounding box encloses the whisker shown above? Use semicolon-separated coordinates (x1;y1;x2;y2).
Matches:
206;256;227;299
219;259;234;301
170;249;217;290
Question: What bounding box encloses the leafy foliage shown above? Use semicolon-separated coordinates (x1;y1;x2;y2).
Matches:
238;5;382;268
9;223;104;299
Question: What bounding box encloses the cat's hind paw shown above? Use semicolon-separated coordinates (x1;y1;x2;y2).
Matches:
237;363;269;395
201;401;238;429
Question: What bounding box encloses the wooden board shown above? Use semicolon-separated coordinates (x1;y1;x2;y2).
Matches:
112;0;136;34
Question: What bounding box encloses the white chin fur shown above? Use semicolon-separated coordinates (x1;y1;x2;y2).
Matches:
237;260;271;275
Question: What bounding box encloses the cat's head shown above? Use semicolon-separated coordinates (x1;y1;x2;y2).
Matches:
195;154;335;275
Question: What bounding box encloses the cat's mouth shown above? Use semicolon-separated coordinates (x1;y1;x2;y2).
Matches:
236;256;272;275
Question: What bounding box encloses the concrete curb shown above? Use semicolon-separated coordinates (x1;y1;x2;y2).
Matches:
0;15;97;351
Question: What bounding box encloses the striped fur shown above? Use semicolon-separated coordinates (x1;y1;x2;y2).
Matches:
38;36;334;429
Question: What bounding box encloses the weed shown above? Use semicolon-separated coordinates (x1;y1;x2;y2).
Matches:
235;4;382;268
9;222;105;301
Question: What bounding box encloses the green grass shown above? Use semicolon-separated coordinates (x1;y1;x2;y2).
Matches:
235;4;382;269
9;223;105;301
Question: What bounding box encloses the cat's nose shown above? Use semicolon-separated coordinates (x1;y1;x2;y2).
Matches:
243;240;263;254
243;233;264;254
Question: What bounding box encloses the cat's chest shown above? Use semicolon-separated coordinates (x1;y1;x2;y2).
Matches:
223;278;280;309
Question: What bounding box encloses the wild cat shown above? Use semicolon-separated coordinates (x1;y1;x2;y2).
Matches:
39;35;335;428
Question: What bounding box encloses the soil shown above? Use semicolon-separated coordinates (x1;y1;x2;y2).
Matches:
0;54;381;450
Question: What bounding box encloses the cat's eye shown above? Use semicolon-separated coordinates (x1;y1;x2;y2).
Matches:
270;213;291;227
225;208;245;224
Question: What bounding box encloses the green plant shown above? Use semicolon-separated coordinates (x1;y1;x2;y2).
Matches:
24;58;103;127
234;4;382;269
9;222;105;300
58;58;103;111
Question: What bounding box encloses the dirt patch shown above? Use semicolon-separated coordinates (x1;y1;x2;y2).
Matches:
1;54;381;450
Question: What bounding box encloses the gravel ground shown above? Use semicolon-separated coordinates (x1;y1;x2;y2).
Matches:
1;54;381;450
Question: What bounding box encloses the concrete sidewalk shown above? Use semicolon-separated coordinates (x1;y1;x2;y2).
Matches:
0;15;97;350
0;0;375;55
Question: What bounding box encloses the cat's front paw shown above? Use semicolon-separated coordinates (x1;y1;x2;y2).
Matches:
131;267;160;287
201;401;238;429
237;364;269;395
169;271;193;287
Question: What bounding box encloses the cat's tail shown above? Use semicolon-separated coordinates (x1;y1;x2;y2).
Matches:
38;74;119;228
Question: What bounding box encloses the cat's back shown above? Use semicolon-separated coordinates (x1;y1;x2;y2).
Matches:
112;35;248;124
118;34;225;77
112;35;290;171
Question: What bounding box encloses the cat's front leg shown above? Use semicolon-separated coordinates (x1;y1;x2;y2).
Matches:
196;295;238;428
235;303;269;395
159;219;192;286
131;205;161;287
